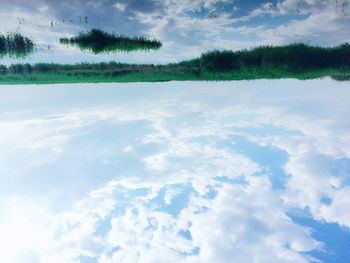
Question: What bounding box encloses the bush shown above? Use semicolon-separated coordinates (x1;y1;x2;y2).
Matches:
9;64;24;74
0;65;7;75
201;43;350;72
201;50;240;71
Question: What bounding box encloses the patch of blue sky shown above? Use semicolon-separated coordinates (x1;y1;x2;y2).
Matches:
331;157;350;187
159;185;194;217
214;1;241;14
223;136;289;189
214;175;248;186
228;0;266;17
107;246;122;257
192;247;200;255
181;247;200;256
124;187;150;198
185;1;241;19
79;256;98;263
184;10;206;20
146;184;195;217
342;177;350;187
179;229;193;241
221;113;258;123
320;197;332;206
222;32;261;43
185;1;263;22
95;187;150;236
289;213;350;263
203;187;218;200
95;212;114;237
234;14;310;28
231;123;302;137
187;135;214;146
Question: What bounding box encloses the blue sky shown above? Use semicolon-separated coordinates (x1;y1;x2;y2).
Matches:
0;79;350;262
0;0;349;64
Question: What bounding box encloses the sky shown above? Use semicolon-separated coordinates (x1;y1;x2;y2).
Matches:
0;0;350;64
0;79;350;262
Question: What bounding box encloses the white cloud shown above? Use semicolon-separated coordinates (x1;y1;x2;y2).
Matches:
319;187;350;227
187;178;319;262
114;3;127;12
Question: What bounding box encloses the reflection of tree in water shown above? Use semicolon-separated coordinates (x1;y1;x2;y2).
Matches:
0;33;34;58
60;29;162;54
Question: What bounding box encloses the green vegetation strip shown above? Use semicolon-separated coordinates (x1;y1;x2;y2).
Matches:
0;33;34;58
60;29;162;53
1;43;350;84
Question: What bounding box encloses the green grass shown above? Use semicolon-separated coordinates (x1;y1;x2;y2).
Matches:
0;66;348;85
60;29;162;53
1;43;350;84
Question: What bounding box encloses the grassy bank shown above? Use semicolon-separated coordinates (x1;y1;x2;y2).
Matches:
0;64;348;84
1;43;350;84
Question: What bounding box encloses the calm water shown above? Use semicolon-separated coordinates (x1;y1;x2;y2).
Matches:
0;79;349;263
0;44;168;66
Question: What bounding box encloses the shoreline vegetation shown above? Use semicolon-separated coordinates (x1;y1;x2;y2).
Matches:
0;33;34;58
1;43;350;84
60;29;162;53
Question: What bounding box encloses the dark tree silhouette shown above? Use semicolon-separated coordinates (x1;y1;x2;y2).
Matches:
60;29;162;53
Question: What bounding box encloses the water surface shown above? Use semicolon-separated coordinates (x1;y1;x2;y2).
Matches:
0;79;349;263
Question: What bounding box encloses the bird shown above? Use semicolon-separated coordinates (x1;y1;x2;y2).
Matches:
208;11;218;18
297;1;301;15
341;1;348;15
336;0;339;14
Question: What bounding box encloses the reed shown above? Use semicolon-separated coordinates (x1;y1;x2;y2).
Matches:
200;43;350;72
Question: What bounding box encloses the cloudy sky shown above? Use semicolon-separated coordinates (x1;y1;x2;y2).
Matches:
0;79;350;262
0;0;350;64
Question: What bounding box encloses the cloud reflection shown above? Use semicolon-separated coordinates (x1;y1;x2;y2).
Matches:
0;79;349;262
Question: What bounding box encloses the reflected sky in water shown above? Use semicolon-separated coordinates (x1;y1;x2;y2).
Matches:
1;0;350;65
0;79;349;263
